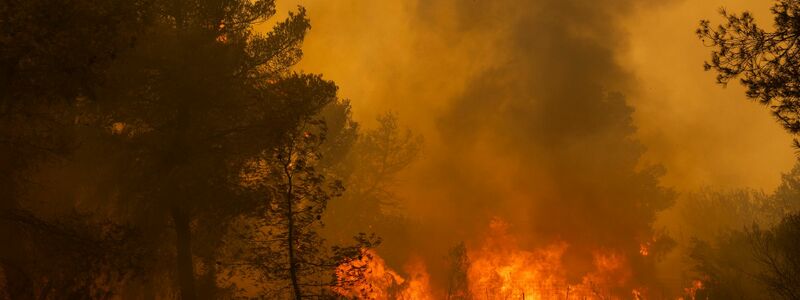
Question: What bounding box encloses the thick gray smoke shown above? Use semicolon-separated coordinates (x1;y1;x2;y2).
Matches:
403;0;675;288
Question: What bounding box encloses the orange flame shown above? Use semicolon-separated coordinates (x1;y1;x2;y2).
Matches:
397;259;434;300
465;219;634;299
334;218;649;299
639;243;649;256
679;280;704;300
333;249;432;299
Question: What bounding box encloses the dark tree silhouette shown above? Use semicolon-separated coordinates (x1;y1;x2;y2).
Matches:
698;0;800;137
684;161;800;299
748;213;800;299
0;209;146;299
77;1;342;298
446;242;471;300
689;214;800;300
268;120;341;300
0;0;152;297
697;3;800;298
1;0;393;298
689;232;765;300
231;110;381;299
323;113;422;246
0;0;353;298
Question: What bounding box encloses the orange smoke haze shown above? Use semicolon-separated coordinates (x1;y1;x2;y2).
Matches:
274;0;794;190
6;0;799;298
263;0;796;297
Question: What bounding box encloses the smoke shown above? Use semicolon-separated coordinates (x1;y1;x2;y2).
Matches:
407;0;674;287
273;0;797;296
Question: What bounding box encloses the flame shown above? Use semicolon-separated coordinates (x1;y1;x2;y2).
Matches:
632;289;642;299
333;249;403;299
334;218;648;299
333;249;432;299
466;219;634;299
110;122;126;135
466;220;567;299
679;280;704;300
397;259;434;300
639;243;649;256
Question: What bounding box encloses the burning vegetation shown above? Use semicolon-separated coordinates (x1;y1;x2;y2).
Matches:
335;219;654;299
2;0;800;299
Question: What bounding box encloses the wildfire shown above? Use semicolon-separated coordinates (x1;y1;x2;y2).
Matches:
679;280;704;300
464;219;634;299
334;218;645;299
333;249;432;299
632;288;643;299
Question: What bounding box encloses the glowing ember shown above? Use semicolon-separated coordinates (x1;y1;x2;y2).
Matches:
639;243;649;256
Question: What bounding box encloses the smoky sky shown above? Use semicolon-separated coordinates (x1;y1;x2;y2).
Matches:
273;0;796;293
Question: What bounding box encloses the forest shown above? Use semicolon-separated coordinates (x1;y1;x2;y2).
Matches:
0;0;799;299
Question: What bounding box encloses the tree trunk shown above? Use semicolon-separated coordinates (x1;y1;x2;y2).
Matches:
172;207;196;300
198;256;218;300
285;166;302;300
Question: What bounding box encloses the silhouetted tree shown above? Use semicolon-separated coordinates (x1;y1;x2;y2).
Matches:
0;209;146;299
342;113;422;208
697;4;800;296
771;160;800;214
233;112;380;298
698;0;800;139
684;161;800;299
0;0;152;297
689;232;768;299
323;113;422;251
689;214;800;300
446;242;471;300
1;0;387;298
679;188;778;241
748;213;800;299
269;120;341;299
66;0;341;298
